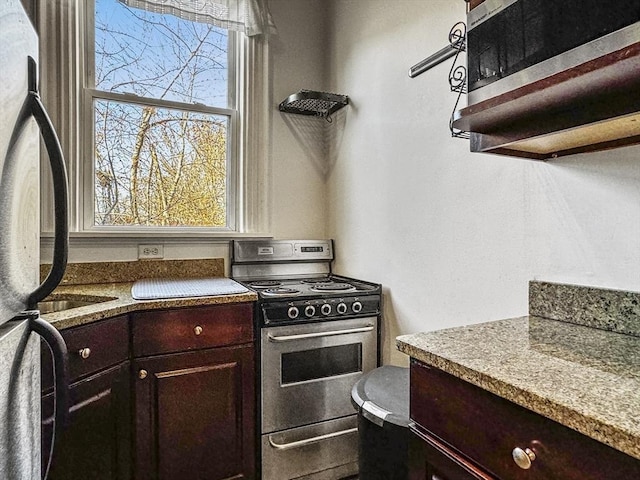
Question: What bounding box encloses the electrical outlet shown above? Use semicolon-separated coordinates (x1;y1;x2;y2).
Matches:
138;244;164;259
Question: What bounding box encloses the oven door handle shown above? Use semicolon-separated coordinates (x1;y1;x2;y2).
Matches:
267;325;374;342
268;427;358;450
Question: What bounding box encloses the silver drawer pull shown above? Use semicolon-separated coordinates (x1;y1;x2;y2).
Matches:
512;447;536;469
268;325;374;342
268;427;357;450
78;347;91;359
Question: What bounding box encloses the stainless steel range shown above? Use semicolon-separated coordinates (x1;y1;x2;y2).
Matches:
231;239;381;480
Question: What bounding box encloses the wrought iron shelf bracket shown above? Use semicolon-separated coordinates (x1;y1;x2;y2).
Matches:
409;22;469;139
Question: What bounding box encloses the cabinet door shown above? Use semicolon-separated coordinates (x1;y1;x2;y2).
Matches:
42;362;131;480
134;345;255;480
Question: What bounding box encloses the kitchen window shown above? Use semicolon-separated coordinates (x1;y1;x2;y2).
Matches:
37;0;271;238
88;0;236;229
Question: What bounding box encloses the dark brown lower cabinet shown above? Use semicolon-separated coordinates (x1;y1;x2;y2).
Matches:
42;362;131;480
41;304;256;480
133;344;255;480
409;359;640;480
41;314;131;480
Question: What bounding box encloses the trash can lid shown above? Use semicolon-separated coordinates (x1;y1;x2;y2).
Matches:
351;365;410;428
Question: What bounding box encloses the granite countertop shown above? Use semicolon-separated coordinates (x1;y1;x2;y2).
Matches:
38;259;257;330
396;281;640;461
40;282;257;330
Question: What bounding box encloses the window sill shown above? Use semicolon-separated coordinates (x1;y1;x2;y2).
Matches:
40;231;273;247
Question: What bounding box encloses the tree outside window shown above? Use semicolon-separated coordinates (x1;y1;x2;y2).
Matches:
92;0;234;228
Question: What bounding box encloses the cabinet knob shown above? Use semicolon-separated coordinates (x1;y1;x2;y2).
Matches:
194;325;203;336
78;347;91;359
512;447;536;469
139;369;148;380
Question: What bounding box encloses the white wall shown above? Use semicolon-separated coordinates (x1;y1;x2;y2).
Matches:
268;0;331;239
324;0;640;365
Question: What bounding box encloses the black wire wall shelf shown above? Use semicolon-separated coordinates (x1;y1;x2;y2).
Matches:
279;90;349;122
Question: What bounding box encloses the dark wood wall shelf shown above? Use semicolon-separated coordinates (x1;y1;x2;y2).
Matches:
452;42;640;160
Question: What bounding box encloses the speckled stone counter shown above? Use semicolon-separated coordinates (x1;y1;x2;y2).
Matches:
396;281;640;461
38;259;257;330
40;282;257;330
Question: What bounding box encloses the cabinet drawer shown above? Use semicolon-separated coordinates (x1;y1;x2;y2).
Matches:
42;315;130;391
410;360;640;480
131;303;253;357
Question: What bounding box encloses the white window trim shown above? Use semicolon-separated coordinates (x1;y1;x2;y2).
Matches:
36;0;271;243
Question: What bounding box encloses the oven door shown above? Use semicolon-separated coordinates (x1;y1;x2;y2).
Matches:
261;316;378;434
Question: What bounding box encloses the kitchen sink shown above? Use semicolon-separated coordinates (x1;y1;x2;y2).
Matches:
37;296;115;314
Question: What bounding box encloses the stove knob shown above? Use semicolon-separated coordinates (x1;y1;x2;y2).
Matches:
305;305;316;317
337;303;347;314
352;301;363;313
321;304;332;316
287;306;300;319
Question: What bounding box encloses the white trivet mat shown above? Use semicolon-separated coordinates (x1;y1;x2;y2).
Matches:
131;277;249;300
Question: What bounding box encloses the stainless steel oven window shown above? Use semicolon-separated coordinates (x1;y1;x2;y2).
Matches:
281;344;362;384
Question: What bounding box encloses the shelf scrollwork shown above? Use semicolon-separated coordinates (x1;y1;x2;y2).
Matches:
408;21;469;139
447;22;469;139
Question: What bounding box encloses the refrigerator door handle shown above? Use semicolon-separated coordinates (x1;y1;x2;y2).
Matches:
25;56;69;308
30;315;70;479
30;315;70;427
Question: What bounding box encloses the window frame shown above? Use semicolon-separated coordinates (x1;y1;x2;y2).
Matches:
37;0;271;242
81;0;240;234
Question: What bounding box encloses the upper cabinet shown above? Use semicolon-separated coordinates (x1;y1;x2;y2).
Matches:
455;0;640;159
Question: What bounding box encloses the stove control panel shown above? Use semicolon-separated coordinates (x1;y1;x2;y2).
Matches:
261;294;380;325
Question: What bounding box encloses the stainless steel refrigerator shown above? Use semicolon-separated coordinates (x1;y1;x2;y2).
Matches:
0;0;70;479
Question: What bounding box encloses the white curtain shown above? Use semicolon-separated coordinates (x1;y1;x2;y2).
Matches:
119;0;277;36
